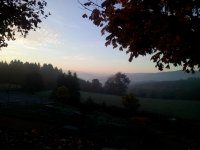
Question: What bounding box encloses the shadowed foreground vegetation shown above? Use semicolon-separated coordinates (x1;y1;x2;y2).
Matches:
38;90;200;120
0;99;200;150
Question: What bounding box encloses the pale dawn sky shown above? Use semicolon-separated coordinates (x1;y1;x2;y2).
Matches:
1;0;180;74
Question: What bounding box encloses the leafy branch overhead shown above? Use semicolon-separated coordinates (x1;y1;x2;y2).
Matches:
81;0;200;73
0;0;50;48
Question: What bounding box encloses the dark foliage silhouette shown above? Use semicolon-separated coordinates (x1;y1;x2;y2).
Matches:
81;0;200;72
79;78;103;93
104;72;130;95
91;79;103;92
54;86;70;103
0;60;62;91
122;93;140;114
24;71;44;93
0;0;49;48
80;73;130;95
55;71;80;104
41;64;61;90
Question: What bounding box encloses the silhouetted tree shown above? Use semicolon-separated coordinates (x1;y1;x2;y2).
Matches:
70;72;81;104
56;71;80;105
0;0;49;48
0;61;9;84
55;86;70;103
24;71;44;93
41;64;61;90
0;60;64;91
79;78;104;93
91;79;103;93
79;79;93;92
104;72;130;95
81;0;200;72
122;93;140;114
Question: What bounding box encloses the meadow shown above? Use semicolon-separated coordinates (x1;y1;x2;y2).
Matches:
81;91;200;120
32;90;200;120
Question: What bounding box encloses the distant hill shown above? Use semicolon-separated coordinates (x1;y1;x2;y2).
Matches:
77;70;200;84
73;71;109;83
127;71;200;83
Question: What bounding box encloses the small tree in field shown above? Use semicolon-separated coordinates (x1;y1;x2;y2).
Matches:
122;93;140;114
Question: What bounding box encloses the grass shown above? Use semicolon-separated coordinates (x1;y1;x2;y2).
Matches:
34;90;200;120
81;91;122;107
81;91;200;120
139;98;200;120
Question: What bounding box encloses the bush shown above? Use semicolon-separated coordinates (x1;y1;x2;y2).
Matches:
55;86;70;103
122;93;140;114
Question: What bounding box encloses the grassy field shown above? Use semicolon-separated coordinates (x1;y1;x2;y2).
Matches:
81;91;123;106
35;90;200;120
81;91;200;120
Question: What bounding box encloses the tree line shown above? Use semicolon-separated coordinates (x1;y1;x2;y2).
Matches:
0;60;131;97
0;60;62;91
2;60;198;100
0;60;81;104
79;72;130;96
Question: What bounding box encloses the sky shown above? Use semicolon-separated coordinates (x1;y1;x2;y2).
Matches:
1;0;180;75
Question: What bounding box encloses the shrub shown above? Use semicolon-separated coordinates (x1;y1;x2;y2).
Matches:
122;93;140;114
55;86;70;103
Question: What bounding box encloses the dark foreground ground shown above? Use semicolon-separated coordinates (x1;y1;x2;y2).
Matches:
0;103;200;150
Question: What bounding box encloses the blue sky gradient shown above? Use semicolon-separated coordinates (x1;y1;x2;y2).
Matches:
1;0;180;74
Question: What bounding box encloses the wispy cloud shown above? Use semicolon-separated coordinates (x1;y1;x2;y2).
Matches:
8;22;65;51
49;14;80;29
62;55;94;61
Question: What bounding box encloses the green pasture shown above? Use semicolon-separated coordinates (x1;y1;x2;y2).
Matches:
81;91;200;120
34;91;200;120
81;91;123;107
